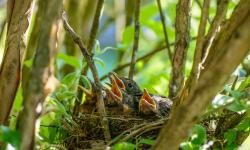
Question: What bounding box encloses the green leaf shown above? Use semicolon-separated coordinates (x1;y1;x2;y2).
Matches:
238;76;250;91
93;40;101;55
57;53;81;69
113;142;135;150
180;142;198;150
138;138;155;145
23;59;33;68
227;100;246;112
122;26;134;46
140;3;158;22
224;129;237;145
56;91;75;100
230;90;246;100
0;126;21;148
101;46;117;55
79;75;92;91
236;117;250;131
61;71;79;86
191;124;206;145
50;98;71;118
225;143;238;150
94;57;106;68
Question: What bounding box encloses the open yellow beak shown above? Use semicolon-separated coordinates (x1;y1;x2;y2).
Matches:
139;89;157;114
109;72;125;90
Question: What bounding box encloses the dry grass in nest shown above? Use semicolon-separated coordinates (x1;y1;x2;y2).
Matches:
61;111;168;149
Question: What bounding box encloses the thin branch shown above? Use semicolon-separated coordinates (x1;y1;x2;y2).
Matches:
62;12;111;141
129;0;141;79
195;0;211;24
169;0;191;98
125;0;135;26
201;0;229;67
176;0;228;107
87;0;104;52
156;0;172;66
100;37;197;81
191;0;210;79
74;0;104;116
108;118;166;146
181;0;210;103
0;18;6;40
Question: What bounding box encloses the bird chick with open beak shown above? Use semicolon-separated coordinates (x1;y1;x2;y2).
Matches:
139;89;172;116
109;72;142;109
139;89;158;115
105;73;136;114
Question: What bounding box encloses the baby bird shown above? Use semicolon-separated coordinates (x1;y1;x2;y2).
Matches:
109;72;142;109
105;73;136;113
139;89;172;116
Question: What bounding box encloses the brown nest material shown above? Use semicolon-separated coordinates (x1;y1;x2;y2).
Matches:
62;109;168;149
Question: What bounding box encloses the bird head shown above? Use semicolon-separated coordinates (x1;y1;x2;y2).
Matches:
109;72;125;90
139;89;157;115
107;74;124;104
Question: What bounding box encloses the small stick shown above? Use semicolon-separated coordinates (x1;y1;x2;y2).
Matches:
108;118;166;145
62;11;111;141
100;37;197;80
129;0;141;79
156;0;172;66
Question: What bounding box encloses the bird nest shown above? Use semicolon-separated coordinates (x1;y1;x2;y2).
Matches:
60;72;171;149
61;110;167;149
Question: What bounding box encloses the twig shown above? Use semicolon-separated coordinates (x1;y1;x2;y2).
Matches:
87;0;104;52
82;0;104;74
100;37;197;80
121;120;164;142
202;101;234;119
74;0;104;116
129;0;141;79
108;118;166;145
0;18;6;40
62;12;111;141
156;0;172;66
135;125;161;139
169;0;191;98
195;0;211;24
231;75;238;90
183;0;210;98
201;0;229;67
125;0;135;26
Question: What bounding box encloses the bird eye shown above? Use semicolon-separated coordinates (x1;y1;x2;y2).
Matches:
127;83;133;88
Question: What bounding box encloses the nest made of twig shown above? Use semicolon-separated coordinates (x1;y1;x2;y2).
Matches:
61;109;167;149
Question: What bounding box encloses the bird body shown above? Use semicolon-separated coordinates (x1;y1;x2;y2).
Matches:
105;72;173;117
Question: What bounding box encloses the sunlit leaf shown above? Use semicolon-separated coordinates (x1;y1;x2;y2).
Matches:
191;124;206;145
138;138;155;146
61;71;79;86
94;57;106;68
227;100;246;112
57;53;81;69
79;75;92;95
93;40;101;54
224;129;237;145
122;26;134;46
113;142;135;150
0;126;21;148
50;98;71;118
23;59;33;68
238;76;250;91
236;117;250;131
